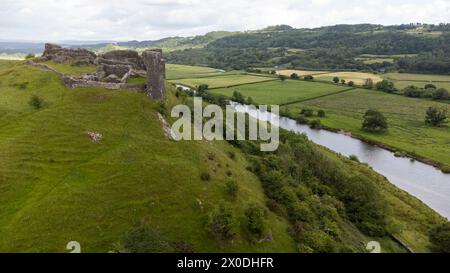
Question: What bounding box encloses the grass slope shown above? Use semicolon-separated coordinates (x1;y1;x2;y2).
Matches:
0;61;296;252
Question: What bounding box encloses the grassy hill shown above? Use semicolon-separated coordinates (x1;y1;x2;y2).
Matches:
0;60;446;253
0;60;297;252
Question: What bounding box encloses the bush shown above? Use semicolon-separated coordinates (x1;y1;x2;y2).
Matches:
225;180;239;199
124;225;173;253
304;75;314;81
349;155;360;162
432;88;449;100
208;204;237;240
363;78;374;89
200;172;211;181
29;95;44;109
317;110;326;118
425;106;447;127
244;203;267;236
309;119;322;129
301;109;314;117
296;115;309;124
348;81;355;87
290;73;299;80
429;222;450;253
25;53;36;59
333;77;340;84
197;84;209;95
362;109;388;132
375;80;395;93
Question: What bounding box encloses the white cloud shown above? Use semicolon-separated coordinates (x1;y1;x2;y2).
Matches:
0;0;449;41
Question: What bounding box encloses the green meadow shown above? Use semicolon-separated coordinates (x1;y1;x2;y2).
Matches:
170;74;275;89
166;64;224;80
210;80;352;105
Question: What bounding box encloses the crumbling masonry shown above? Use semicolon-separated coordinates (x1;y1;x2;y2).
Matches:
34;43;165;99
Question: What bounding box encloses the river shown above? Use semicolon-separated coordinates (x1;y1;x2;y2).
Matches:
230;102;450;219
176;84;450;219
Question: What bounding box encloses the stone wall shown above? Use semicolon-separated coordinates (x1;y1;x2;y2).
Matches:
142;49;166;100
98;50;145;70
39;43;96;65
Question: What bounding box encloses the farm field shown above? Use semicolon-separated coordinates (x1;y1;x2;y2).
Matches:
170;74;276;89
166;64;226;80
276;69;329;77
210;79;352;105
281;89;450;168
383;72;450;90
314;72;384;85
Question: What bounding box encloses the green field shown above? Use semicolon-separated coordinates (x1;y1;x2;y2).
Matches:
282;89;450;167
383;72;450;90
211;80;352;105
171;74;276;89
166;64;225;80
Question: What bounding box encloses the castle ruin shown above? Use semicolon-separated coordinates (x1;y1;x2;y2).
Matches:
33;43;165;99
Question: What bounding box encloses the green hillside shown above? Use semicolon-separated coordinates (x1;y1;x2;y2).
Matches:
0;60;445;253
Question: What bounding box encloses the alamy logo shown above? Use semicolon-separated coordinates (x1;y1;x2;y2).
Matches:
171;97;280;152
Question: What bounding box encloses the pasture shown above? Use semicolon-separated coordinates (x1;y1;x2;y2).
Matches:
210;79;352;105
166;64;225;80
315;72;384;85
383;72;450;90
281;89;450;167
276;69;329;77
170;74;276;89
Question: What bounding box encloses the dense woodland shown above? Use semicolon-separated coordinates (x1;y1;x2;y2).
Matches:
166;24;450;74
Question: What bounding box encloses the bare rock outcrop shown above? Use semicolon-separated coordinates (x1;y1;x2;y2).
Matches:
38;43;96;65
142;49;166;100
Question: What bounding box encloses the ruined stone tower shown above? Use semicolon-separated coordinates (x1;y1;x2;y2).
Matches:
142;49;166;100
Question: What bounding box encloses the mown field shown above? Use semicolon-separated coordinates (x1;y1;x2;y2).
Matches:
383;72;450;90
315;72;384;85
166;64;225;80
170;74;276;89
210;80;353;105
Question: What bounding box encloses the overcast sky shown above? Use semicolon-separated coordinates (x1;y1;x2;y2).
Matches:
1;0;450;42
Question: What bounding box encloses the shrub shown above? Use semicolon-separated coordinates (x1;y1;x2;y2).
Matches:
309;119;322;129
300;109;314;117
25;53;36;59
362;109;388;132
432;88;449;100
341;79;346;85
296;115;309;124
29;95;44;109
200;172;211;181
124;225;173;253
363;78;374;89
333;77;340;84
208;204;237;240
375;80;395;93
317;110;326;118
304;75;314;81
425;106;447;127
349;155;360;162
429;222;450;253
425;83;437;89
197;84;209;95
225;180;239;199
227;151;236;160
244;203;267;236
348;81;355;87
290;73;299;80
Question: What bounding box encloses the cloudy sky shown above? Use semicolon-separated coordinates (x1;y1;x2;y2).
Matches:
1;0;450;42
